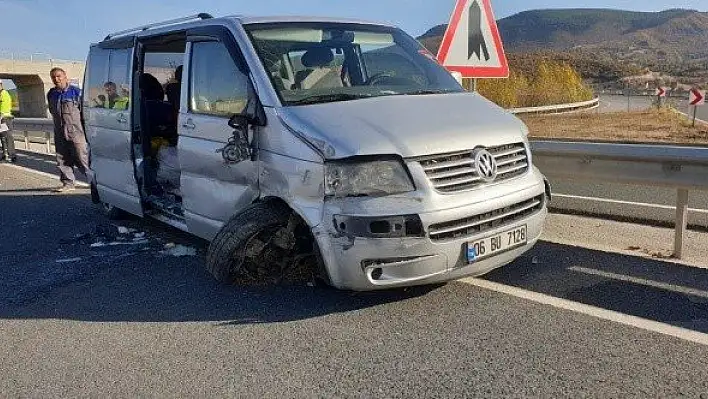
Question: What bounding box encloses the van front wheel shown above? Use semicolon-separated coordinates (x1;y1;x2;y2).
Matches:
205;201;318;285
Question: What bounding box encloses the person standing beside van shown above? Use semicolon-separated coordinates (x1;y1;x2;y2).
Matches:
47;67;90;192
0;80;16;163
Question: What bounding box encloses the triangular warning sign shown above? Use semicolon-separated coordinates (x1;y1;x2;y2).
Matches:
436;0;509;78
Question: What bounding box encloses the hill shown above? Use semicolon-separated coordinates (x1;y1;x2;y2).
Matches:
419;8;708;82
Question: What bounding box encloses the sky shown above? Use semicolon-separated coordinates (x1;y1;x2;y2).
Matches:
0;0;705;62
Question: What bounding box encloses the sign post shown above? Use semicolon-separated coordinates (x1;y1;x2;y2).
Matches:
437;0;509;91
689;88;705;127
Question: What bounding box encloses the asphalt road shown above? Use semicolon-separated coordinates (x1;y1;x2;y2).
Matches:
546;95;708;228
598;94;708;121
1;156;707;397
548;179;708;229
522;93;708;228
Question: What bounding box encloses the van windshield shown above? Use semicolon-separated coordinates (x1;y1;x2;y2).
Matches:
245;22;464;106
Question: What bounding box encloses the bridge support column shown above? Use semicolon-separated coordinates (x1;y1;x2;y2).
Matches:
13;75;51;118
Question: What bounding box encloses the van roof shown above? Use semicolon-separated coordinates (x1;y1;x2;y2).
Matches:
98;14;396;43
237;15;395;27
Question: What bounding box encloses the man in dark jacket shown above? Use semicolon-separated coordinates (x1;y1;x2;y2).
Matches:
47;67;90;192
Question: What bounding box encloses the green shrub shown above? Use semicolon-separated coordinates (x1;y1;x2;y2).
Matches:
475;60;594;108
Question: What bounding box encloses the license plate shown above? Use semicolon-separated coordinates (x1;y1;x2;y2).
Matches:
466;225;527;263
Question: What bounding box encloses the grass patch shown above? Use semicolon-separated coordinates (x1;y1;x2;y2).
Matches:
521;108;708;145
471;60;594;108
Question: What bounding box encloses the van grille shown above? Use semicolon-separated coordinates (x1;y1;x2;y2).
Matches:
428;195;544;242
418;143;529;193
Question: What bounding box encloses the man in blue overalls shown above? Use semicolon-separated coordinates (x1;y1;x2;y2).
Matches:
47;67;90;192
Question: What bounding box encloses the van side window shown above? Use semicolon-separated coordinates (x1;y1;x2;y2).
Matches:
106;49;131;111
85;48;109;109
189;41;248;117
86;48;131;110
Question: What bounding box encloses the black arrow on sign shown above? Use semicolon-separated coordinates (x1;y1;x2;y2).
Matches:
468;0;490;61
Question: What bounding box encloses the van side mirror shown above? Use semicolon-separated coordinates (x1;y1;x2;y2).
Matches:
228;114;248;130
219;114;252;164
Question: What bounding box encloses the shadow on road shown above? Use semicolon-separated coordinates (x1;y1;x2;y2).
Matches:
2;162;707;330
0;239;444;324
5;149;88;186
0;188;444;324
10;149;64;177
485;242;708;333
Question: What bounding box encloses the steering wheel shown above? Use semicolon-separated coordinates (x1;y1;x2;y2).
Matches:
366;72;425;88
366;72;396;86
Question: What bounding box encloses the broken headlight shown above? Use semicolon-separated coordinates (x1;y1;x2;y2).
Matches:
325;159;415;197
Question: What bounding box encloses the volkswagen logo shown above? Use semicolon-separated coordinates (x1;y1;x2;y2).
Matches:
474;148;498;182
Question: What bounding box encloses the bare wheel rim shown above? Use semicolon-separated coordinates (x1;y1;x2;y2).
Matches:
229;224;312;285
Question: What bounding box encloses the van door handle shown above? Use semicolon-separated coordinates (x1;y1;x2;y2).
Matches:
182;119;196;129
116;113;127;124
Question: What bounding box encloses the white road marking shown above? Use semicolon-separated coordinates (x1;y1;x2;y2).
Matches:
677;110;708;126
569;266;708;299
553;193;708;215
460;277;708;346
1;163;89;188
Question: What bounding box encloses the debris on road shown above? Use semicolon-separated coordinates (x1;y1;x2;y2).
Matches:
625;245;673;259
90;240;150;248
117;226;135;235
160;244;197;257
55;257;83;264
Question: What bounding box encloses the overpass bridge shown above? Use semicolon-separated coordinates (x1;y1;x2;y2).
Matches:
0;54;84;118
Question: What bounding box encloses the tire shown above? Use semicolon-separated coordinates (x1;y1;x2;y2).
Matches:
100;201;126;220
206;201;299;284
92;182;126;220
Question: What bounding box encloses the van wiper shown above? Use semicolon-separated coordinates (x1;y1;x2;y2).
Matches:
404;89;457;95
288;93;374;105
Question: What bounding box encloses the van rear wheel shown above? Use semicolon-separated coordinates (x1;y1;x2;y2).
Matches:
205;201;320;285
100;202;126;220
92;183;126;220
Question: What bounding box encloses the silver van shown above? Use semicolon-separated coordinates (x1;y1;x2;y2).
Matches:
83;13;550;291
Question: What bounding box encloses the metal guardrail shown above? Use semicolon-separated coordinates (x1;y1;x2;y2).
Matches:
12;96;601;140
10;118;706;259
0;50;83;64
510;97;600;115
530;140;708;259
11;118;54;153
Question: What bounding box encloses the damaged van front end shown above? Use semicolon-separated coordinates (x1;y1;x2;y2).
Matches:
242;19;549;290
272;92;548;291
316;180;547;291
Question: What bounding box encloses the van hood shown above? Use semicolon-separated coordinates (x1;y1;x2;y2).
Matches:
276;92;527;159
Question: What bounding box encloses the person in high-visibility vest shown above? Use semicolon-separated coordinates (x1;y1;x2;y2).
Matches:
0;80;16;163
103;82;130;110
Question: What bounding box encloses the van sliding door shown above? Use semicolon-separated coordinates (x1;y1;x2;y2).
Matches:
84;37;143;216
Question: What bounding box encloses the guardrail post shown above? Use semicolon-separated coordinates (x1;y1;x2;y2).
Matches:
45;131;51;154
24;131;29;150
673;188;689;259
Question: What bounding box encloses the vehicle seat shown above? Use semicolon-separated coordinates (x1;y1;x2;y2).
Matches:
165;65;182;112
293;47;339;90
141;73;176;147
141;73;165;101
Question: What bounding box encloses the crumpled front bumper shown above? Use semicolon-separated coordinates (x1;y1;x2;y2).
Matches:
313;182;548;291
